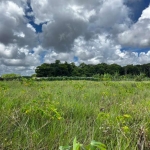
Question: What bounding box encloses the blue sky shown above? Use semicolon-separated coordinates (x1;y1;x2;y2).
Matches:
126;0;149;21
25;1;44;33
0;0;150;75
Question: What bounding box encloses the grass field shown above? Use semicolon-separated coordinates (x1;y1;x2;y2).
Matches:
1;80;150;149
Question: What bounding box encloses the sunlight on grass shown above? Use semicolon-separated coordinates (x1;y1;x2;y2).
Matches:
1;80;150;149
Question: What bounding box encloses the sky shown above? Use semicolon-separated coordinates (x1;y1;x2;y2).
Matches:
0;0;150;76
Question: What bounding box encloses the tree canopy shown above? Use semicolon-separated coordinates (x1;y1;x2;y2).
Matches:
35;60;150;77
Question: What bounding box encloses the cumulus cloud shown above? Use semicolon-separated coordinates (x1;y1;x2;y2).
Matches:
0;43;25;59
72;35;150;66
0;44;41;75
43;34;150;67
0;43;40;65
72;35;121;64
0;0;150;75
0;0;39;75
0;1;36;47
92;0;131;28
44;51;74;64
139;5;150;20
31;0;131;53
118;5;150;48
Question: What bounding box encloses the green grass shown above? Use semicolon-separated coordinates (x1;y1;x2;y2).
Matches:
1;80;150;149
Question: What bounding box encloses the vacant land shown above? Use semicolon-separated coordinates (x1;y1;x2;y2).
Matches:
1;80;150;149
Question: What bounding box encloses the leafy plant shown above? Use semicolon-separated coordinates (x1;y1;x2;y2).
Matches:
59;137;106;150
1;73;20;78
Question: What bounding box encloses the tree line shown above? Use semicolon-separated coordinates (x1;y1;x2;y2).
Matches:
35;60;150;77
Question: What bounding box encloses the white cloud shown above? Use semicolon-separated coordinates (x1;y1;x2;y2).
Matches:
96;0;130;28
0;43;25;59
0;0;40;75
0;0;150;75
30;0;53;24
118;5;150;48
72;35;121;64
31;0;131;53
44;50;74;64
139;5;150;20
27;23;36;33
0;0;37;47
72;35;150;66
0;43;41;75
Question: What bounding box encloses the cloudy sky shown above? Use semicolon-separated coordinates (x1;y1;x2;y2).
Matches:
0;0;150;75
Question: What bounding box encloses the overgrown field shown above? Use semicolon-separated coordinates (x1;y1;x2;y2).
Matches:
1;80;150;149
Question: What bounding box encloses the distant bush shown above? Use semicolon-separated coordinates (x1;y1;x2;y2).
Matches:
1;73;21;79
135;73;146;82
34;76;99;81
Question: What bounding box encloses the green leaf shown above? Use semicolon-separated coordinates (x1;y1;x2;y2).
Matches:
90;140;106;150
73;137;81;150
59;146;71;150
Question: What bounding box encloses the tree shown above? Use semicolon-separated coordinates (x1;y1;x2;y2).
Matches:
35;60;150;78
35;63;52;77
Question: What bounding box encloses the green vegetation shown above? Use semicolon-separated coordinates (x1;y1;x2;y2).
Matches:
1;73;150;82
35;60;150;78
1;73;21;79
1;80;150;149
59;137;106;150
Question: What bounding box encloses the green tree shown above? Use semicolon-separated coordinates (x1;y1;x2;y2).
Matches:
35;60;150;78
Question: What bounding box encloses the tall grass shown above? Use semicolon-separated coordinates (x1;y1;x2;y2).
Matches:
1;80;150;149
